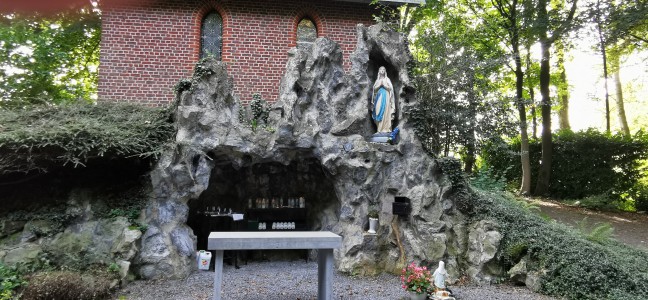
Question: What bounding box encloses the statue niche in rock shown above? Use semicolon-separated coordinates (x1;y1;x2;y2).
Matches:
370;66;399;143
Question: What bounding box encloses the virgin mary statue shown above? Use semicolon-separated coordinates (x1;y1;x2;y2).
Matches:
372;66;395;133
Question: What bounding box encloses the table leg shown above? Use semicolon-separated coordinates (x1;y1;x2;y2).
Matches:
213;250;224;300
317;248;334;300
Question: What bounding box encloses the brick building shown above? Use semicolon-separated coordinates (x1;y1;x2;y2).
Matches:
98;0;417;106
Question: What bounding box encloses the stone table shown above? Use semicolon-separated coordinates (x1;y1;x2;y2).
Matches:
208;231;342;300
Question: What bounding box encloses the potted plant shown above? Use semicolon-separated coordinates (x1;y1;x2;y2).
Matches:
401;262;432;300
367;209;379;234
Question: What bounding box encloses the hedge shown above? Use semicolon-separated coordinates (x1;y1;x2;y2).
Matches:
0;102;175;175
481;129;648;205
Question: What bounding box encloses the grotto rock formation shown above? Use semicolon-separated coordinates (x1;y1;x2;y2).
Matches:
135;24;502;282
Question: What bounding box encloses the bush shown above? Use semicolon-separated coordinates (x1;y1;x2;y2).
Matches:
471;188;648;299
0;102;175;175
0;263;26;300
470;166;508;191
575;194;619;211
21;271;112;300
634;184;648;212
482;129;648;204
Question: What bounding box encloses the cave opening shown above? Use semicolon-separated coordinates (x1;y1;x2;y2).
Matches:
187;156;339;263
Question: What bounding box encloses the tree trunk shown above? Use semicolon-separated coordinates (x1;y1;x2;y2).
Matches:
614;70;630;135
464;72;478;174
464;143;476;173
444;127;450;157
513;21;531;195
556;40;571;131
525;50;538;139
597;0;611;134
612;54;631;136
534;39;553;196
534;0;577;195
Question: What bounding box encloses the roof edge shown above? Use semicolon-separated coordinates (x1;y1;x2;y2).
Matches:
334;0;425;6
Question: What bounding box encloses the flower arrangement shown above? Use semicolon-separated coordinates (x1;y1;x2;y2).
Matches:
401;262;432;295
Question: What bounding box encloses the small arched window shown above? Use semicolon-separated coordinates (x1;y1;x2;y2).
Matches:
201;12;223;59
296;18;317;50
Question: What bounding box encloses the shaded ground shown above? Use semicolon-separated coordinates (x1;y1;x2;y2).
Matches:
116;261;554;300
535;199;648;250
114;200;648;300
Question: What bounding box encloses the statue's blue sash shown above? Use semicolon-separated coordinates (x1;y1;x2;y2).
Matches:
373;87;387;122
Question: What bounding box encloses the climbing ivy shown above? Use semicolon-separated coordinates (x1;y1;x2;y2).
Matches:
469;188;648;299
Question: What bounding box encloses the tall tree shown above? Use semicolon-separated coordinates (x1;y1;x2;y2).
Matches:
589;0;647;135
594;0;612;133
483;0;535;194
533;0;579;195
410;2;515;170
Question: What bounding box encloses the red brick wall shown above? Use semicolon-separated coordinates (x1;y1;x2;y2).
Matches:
99;0;375;106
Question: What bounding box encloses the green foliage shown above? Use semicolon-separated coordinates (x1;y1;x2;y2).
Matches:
482;129;648;204
436;157;467;188
367;209;379;219
574;194;620;211
107;263;120;274
597;0;648;49
471;188;648;299
576;218;615;244
95;184;149;233
634;183;648;212
0;262;26;300
410;3;516;162
400;262;432;294
515;199;541;213
0;102;175;175
107;207;140;222
3;205;81;237
175;58;220;95
239;93;271;132
505;242;529;264
470;166;509;192
0;7;100;107
173;78;192;95
107;206;147;233
250;93;269;125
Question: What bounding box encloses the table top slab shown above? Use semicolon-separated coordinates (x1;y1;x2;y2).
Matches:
208;231;342;250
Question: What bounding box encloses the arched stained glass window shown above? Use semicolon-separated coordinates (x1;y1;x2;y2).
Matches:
201;12;222;59
297;18;317;51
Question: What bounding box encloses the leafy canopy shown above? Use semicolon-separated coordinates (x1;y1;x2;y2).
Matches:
0;5;100;108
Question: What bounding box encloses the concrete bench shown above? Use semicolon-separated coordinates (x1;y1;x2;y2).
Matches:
208;231;342;300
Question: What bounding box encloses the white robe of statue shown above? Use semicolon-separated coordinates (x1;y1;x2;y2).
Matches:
433;261;447;289
371;66;395;133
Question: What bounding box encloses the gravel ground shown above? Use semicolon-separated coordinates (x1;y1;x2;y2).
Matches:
115;261;555;300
